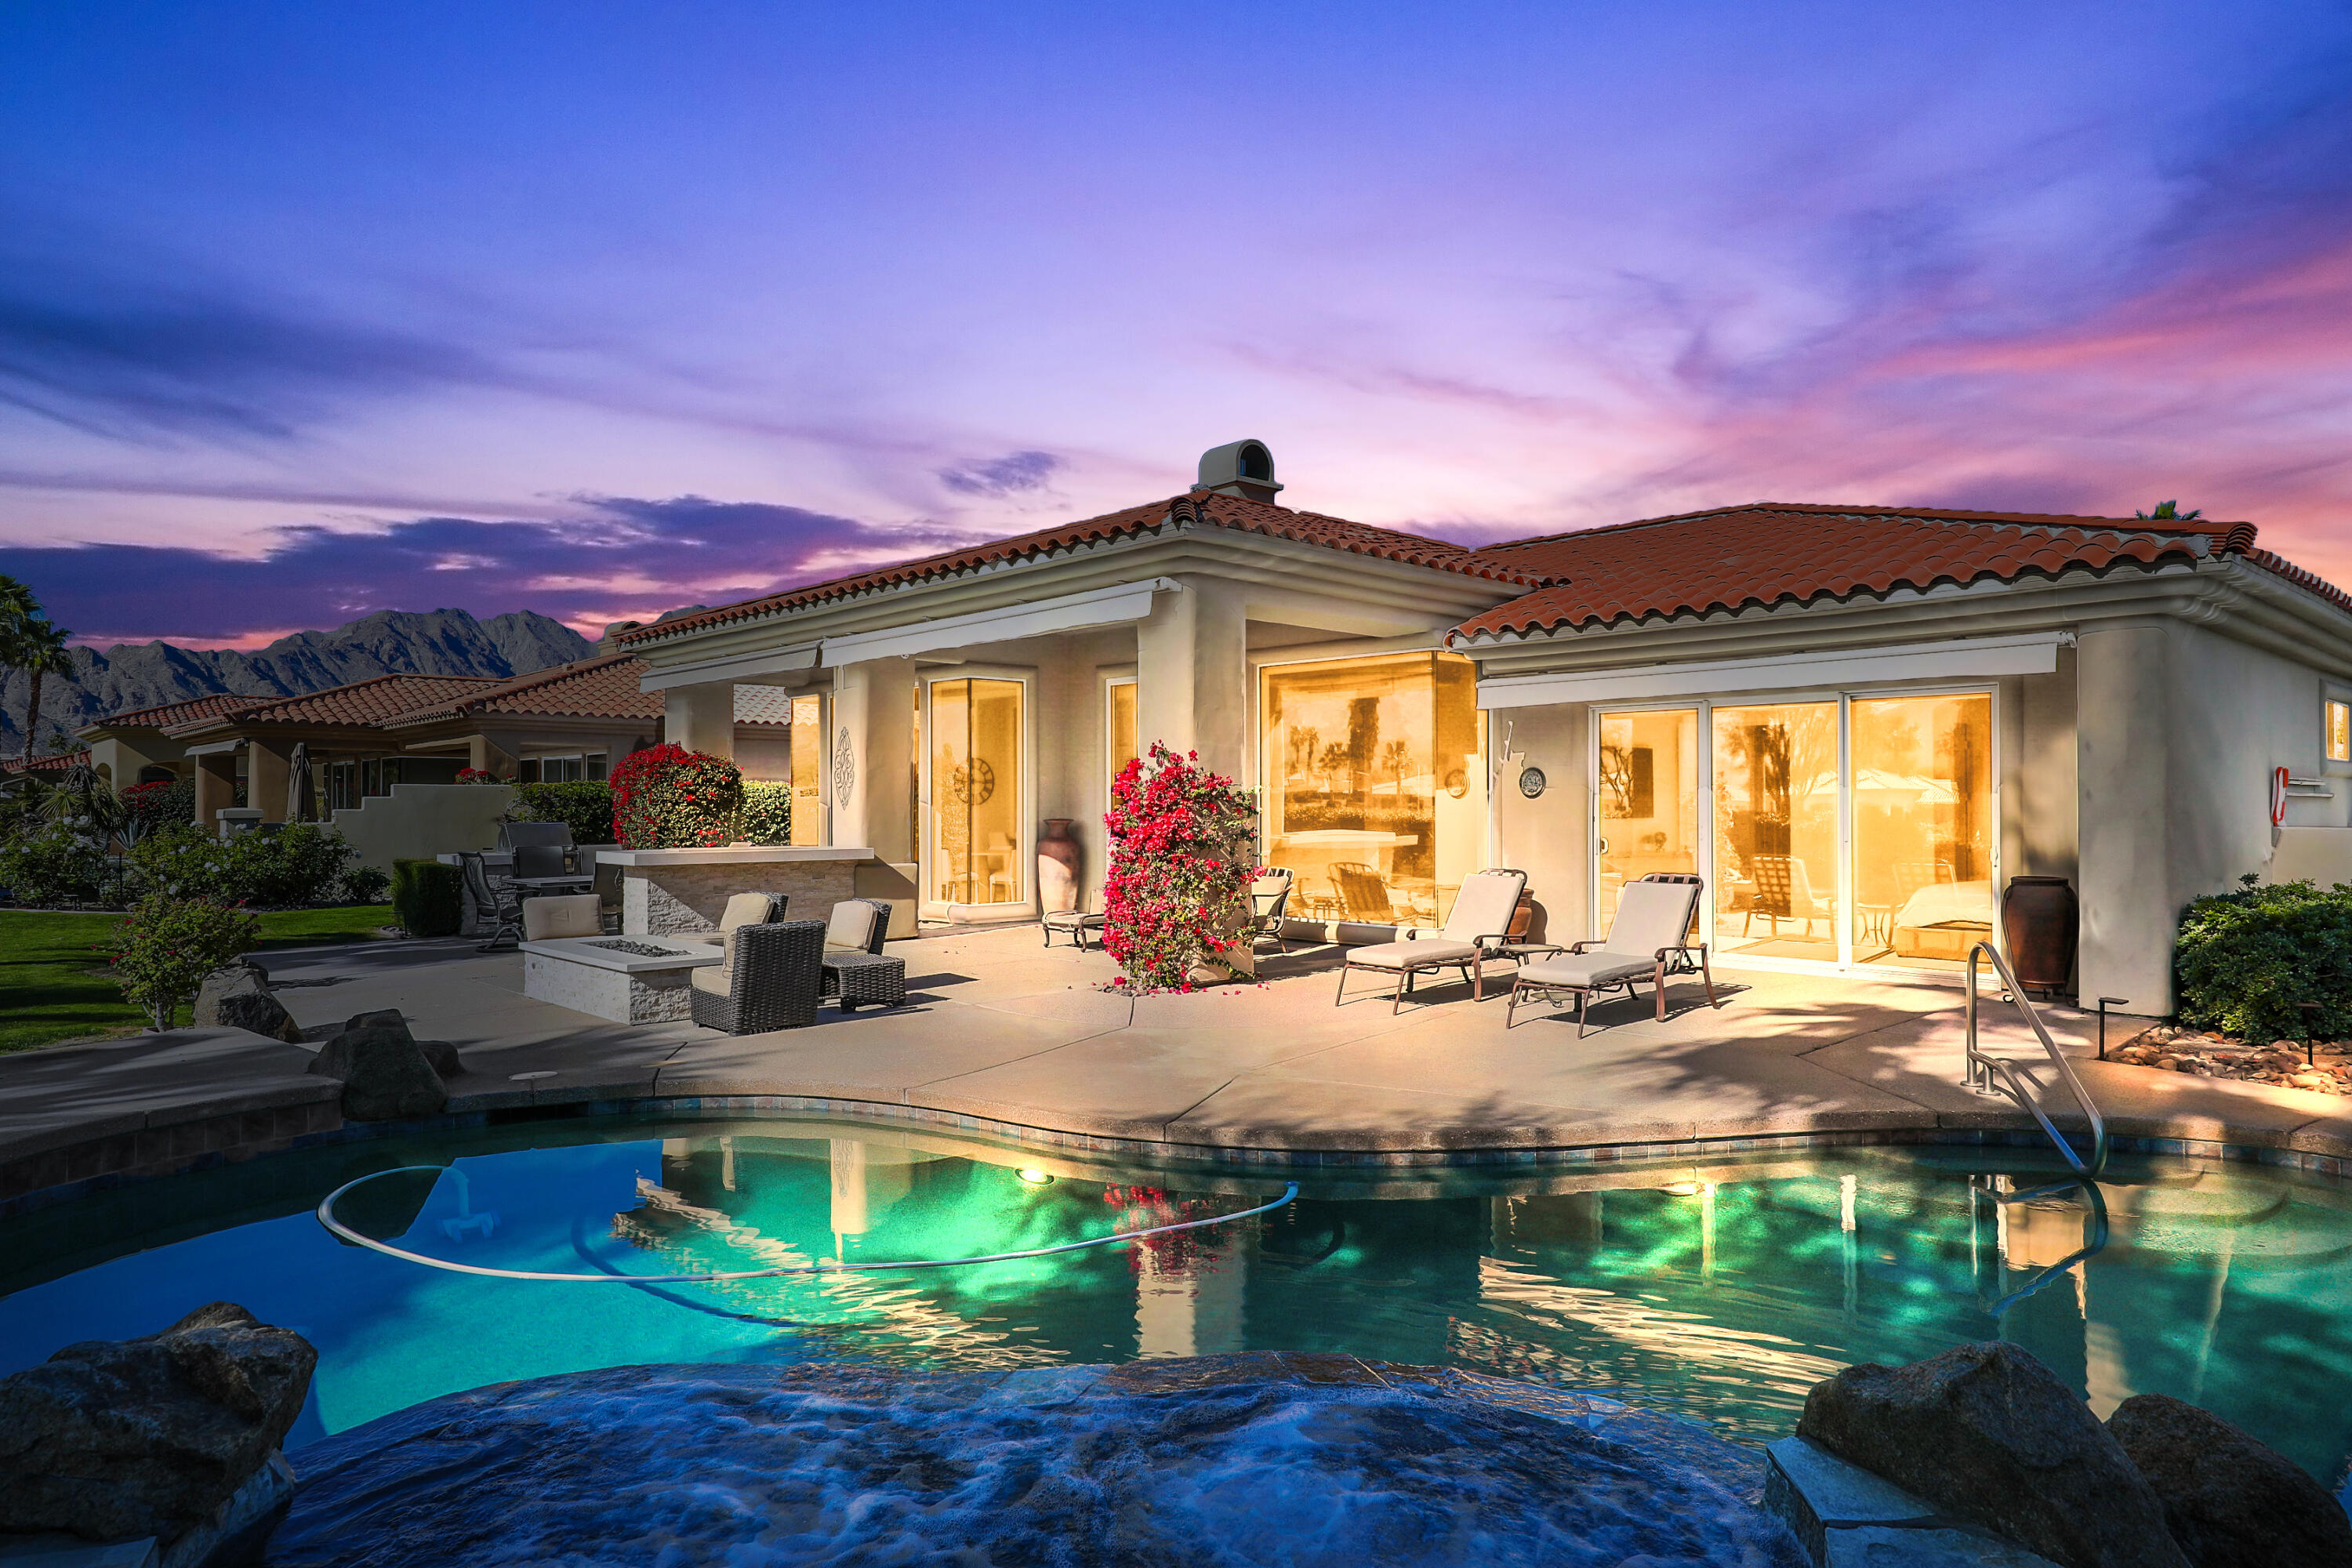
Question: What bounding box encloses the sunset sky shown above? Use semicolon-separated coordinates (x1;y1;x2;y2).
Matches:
2;2;2347;648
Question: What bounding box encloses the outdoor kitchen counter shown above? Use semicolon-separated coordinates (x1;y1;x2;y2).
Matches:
597;845;877;936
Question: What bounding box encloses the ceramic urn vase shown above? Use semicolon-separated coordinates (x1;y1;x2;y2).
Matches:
2001;876;2078;996
1037;818;1081;913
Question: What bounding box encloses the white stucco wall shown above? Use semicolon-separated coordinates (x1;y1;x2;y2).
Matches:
1489;702;1588;945
330;783;515;872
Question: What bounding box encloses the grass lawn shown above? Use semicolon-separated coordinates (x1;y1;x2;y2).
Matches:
0;904;395;1054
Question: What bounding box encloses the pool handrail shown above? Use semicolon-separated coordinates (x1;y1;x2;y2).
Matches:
1965;940;2108;1178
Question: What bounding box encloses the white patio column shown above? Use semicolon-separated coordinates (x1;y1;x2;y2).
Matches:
830;657;916;862
2075;623;2173;1014
1134;576;1247;782
663;681;736;761
193;748;238;835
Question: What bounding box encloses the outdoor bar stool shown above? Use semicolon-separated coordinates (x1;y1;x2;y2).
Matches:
1506;873;1719;1036
819;898;906;1011
1041;907;1105;949
691;919;826;1033
1335;866;1527;1013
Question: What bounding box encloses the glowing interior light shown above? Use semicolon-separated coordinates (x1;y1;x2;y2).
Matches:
1015;1168;1054;1186
1658;1181;1702;1196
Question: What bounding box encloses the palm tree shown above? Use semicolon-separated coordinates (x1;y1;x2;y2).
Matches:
2136;499;2204;522
14;616;74;760
0;575;39;759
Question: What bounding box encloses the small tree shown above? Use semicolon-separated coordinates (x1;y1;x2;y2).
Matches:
1100;742;1260;993
107;895;260;1030
610;742;746;848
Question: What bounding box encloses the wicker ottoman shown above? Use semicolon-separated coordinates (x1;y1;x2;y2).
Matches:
822;950;907;1011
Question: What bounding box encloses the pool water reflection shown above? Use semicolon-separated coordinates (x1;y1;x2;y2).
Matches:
3;1119;2350;1496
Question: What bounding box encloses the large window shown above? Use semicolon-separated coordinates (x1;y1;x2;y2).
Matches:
1106;678;1138;787
928;677;1024;905
1712;702;1842;963
1260;651;1485;926
1851;695;1993;965
2328;698;2351;764
1597;709;1699;933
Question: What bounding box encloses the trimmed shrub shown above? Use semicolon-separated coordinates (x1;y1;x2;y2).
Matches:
611;743;745;848
1101;742;1261;993
120;777;196;837
107;895;260;1030
508;781;615;846
392;858;463;937
129;822;357;907
2176;878;2352;1044
341;864;392;904
739;781;793;845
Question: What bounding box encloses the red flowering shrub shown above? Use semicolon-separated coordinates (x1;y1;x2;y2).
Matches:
610;743;746;848
1100;742;1260;992
455;767;499;784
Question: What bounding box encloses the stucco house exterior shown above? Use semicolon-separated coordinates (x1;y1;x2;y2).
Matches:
616;441;2352;1015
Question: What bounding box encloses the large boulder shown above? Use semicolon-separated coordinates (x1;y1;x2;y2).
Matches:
192;964;299;1044
1797;1341;2187;1568
339;1010;463;1080
2107;1392;2352;1567
0;1301;316;1544
307;1024;448;1122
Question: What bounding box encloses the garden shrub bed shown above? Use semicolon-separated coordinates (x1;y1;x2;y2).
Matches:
2174;877;2352;1046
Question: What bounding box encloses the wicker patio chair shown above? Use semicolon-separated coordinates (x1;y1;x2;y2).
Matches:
819;898;906;1011
1335;867;1526;1012
1507;873;1719;1035
462;851;524;953
690;918;826;1033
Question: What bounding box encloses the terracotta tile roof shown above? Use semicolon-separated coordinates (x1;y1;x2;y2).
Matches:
165;673;503;734
379;653;662;727
82;692;254;734
619;489;1544;644
1450;502;2319;639
1;749;89;776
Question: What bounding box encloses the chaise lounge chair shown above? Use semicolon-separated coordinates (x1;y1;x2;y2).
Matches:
1334;867;1527;1013
1507;873;1719;1035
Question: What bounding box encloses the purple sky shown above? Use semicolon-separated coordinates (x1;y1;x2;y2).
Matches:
2;2;2347;648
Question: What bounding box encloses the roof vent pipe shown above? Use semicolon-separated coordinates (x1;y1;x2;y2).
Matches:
1196;440;1283;505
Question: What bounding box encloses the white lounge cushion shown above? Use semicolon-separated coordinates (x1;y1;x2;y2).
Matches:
691;929;741;996
1439;869;1526;943
1519;950;1656;990
521;894;601;942
719;893;778;934
825;900;880;953
1606;880;1700;953
1346;938;1480;970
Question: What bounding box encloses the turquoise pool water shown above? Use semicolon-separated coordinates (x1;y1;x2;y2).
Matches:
5;1115;2350;1497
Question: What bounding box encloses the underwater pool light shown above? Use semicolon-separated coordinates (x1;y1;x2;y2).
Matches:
1016;1168;1054;1185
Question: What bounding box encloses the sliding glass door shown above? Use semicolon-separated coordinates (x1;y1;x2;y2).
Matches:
927;677;1025;908
1596;689;1996;975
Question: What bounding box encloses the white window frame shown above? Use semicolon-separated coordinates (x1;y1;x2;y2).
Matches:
917;665;1036;917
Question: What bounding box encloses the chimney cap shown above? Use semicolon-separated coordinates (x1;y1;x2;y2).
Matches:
1197;439;1283;504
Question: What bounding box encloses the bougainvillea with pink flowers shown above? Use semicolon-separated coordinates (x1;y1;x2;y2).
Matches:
610;742;746;848
1100;742;1261;992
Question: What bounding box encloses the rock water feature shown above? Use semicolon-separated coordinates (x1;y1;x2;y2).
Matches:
263;1355;1808;1566
0;1303;315;1567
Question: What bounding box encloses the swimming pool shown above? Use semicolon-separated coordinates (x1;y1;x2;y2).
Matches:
5;1113;2350;1498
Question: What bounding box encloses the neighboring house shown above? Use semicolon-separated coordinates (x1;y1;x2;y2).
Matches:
1;749;93;782
76;694;252;789
162;673;507;826
68;653;793;870
615;439;2352;1013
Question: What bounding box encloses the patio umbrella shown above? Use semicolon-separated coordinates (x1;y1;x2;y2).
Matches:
286;742;316;822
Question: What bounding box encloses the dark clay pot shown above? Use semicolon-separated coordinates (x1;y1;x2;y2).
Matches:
1037;818;1081;913
2002;876;2078;995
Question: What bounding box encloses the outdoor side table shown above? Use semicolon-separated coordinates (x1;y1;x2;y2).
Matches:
822;950;907;1011
1040;909;1105;949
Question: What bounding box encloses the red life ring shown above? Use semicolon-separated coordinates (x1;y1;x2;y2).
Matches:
2272;765;2290;827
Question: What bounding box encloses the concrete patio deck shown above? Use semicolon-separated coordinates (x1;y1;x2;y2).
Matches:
9;925;2352;1207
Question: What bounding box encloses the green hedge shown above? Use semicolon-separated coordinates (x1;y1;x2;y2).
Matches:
507;781;617;846
739;781;792;845
392;858;463;938
2176;877;2352;1044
